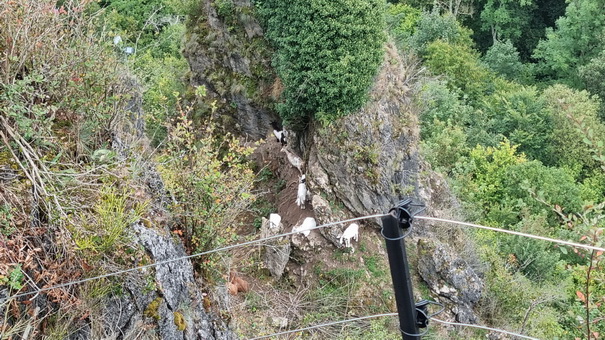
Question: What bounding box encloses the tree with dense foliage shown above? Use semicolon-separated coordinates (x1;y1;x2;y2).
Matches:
258;0;386;130
579;49;605;119
482;39;531;82
406;10;473;57
533;0;605;85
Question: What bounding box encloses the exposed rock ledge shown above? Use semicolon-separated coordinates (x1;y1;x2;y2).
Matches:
308;43;420;225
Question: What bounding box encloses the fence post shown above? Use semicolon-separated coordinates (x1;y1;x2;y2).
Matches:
382;202;420;339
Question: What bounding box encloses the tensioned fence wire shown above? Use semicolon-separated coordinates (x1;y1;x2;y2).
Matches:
6;213;389;301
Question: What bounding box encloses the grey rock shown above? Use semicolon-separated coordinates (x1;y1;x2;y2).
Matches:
312;195;346;249
417;238;483;323
269;316;289;329
290;227;325;252
260;217;291;279
183;0;276;139
102;289;151;339
75;223;236;340
308;44;420;226
133;223;237;340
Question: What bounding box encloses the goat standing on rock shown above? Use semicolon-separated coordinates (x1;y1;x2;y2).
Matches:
339;223;359;253
293;217;316;237
271;121;287;146
296;175;307;209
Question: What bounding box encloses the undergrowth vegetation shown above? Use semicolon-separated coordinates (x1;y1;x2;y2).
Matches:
157;91;257;279
0;1;132;335
2;0;605;338
0;0;256;337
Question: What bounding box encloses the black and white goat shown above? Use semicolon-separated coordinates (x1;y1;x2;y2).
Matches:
296;175;307;209
271;121;287;146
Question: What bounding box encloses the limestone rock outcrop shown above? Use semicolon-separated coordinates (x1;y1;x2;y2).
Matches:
307;44;420;226
417;238;483;323
183;0;276;139
260;217;291;279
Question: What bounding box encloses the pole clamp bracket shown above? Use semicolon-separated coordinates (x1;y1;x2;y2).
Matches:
415;300;430;328
388;198;426;231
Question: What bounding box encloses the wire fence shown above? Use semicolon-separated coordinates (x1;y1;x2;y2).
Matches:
5;211;600;339
7;212;599;302
246;312;398;340
6;213;388;301
416;215;605;253
245;312;540;340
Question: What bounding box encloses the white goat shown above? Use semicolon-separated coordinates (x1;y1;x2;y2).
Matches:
281;146;303;174
293;217;316;237
296;175;307;209
269;213;281;231
339;223;359;252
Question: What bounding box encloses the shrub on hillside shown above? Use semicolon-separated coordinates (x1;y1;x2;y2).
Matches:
542;84;605;179
407;10;473;57
475;85;554;163
258;0;386;130
482;39;533;83
386;3;421;45
425;40;494;100
157;93;256;277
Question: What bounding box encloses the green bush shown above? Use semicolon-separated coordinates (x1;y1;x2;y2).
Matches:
386;3;421;44
501;161;583;218
541;84;605;178
157;94;256;277
482;40;532;83
477;237;567;337
475;85;554;163
579;50;605;120
454;140;526;210
421;122;469;173
499;215;562;281
258;0;386;130
425;40;494;100
418;80;474;139
407;10;473;57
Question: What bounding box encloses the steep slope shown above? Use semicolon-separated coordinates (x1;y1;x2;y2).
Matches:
183;0;277;139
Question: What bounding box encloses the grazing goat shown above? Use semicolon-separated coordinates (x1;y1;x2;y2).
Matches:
269;213;282;231
339;223;359;253
293;217;316;237
281;146;303;174
271;121;287;146
296;175;307;209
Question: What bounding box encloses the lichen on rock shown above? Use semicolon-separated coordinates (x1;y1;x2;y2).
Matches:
183;0;277;139
416;237;483;323
308;43;420;225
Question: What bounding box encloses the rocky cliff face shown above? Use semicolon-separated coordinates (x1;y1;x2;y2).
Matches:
80;74;236;340
307;44;419;224
183;0;277;139
184;3;485;330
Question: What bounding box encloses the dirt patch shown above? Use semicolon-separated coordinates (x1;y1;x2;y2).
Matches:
248;137;315;230
221;135;401;338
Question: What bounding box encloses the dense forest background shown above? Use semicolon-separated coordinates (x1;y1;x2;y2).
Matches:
386;0;605;337
1;0;604;338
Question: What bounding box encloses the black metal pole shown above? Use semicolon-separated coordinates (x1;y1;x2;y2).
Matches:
382;212;420;340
